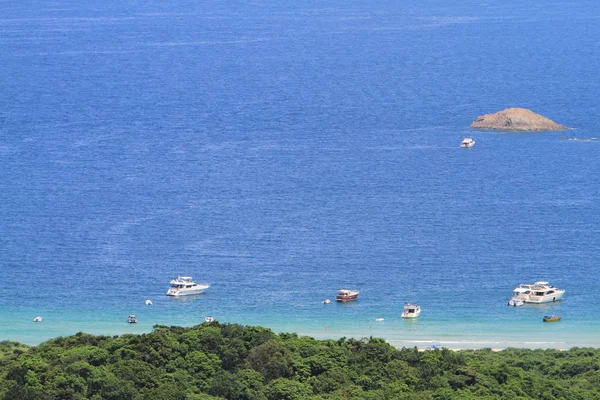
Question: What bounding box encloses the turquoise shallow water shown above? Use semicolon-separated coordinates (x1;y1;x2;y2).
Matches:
4;296;598;350
1;0;600;349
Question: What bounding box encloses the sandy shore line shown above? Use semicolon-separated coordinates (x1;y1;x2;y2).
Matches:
298;329;595;351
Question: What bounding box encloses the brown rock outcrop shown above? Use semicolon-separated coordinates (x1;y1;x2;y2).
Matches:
470;108;567;131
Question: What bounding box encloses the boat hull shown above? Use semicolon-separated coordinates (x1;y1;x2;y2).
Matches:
524;291;564;303
166;287;209;296
336;295;358;302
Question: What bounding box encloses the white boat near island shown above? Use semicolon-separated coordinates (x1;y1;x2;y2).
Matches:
461;137;475;148
166;276;210;297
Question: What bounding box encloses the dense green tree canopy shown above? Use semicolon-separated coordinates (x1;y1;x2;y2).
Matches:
1;324;600;399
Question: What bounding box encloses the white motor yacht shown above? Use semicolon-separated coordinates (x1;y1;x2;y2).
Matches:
511;282;564;304
166;276;210;297
525;281;565;303
461;138;475;148
401;303;421;318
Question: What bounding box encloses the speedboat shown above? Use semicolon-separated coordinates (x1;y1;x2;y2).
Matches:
166;276;210;297
461;138;475;148
543;315;561;322
512;281;565;304
507;284;532;306
336;289;359;302
32;316;42;322
204;316;214;323
507;297;524;307
401;303;421;318
128;315;137;324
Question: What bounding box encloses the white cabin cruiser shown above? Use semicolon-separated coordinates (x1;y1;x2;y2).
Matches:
401;303;421;318
510;282;564;304
461;138;475;148
525;281;565;303
166;276;210;297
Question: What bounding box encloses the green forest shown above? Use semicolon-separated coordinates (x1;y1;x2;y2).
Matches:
1;323;600;399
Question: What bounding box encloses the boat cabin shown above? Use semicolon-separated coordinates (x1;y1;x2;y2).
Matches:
170;276;198;288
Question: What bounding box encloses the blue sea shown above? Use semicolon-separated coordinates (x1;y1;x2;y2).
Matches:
1;0;600;349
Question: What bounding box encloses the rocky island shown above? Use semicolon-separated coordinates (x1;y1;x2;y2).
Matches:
470;108;568;131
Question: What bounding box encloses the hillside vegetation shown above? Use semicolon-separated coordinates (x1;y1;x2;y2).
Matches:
1;323;600;399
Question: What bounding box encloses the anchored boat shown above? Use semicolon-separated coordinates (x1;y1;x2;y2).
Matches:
336;289;359;302
509;281;565;304
166;276;210;297
461;137;475;148
543;315;561;322
401;303;422;318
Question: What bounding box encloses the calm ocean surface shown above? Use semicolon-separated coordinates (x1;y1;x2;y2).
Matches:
1;0;599;348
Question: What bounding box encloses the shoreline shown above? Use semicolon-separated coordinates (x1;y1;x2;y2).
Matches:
5;320;598;352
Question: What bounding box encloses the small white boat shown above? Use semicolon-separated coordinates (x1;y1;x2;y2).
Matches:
508;297;524;307
32;316;42;322
145;299;153;306
166;276;210;297
375;318;384;322
322;299;331;304
128;315;137;324
204;316;214;323
401;303;421;318
461;138;475;148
